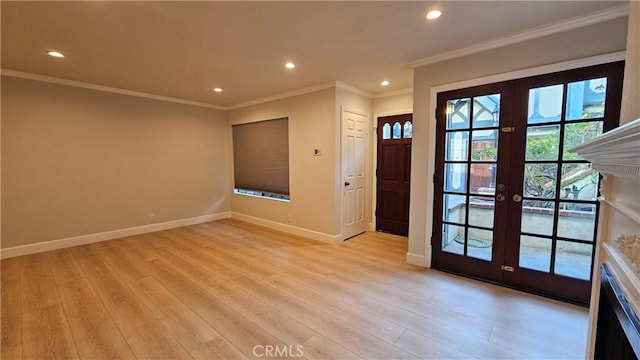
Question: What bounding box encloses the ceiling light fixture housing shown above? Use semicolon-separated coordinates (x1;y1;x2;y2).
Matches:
47;50;65;58
426;10;442;20
213;88;223;93
381;80;390;86
285;62;296;69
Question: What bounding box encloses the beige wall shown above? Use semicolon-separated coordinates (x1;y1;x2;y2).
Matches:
1;76;230;249
409;18;629;262
620;1;640;124
372;92;413;116
228;88;339;237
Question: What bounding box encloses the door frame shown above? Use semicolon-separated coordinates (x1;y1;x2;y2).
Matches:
340;107;371;241
372;109;413;232
422;51;626;267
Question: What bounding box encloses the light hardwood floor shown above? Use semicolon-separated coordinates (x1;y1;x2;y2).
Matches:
1;219;588;359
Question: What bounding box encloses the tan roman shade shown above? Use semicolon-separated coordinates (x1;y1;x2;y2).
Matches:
232;117;289;196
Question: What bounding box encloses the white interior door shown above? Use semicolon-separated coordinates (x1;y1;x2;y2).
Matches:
342;108;369;240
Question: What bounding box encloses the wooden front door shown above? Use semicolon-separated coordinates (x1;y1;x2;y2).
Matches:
432;62;624;303
376;114;412;236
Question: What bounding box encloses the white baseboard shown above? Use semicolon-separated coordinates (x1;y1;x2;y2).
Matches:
0;212;231;259
230;212;341;244
406;252;427;267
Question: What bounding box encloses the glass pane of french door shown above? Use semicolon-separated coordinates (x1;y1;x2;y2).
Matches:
517;81;605;280
442;95;500;261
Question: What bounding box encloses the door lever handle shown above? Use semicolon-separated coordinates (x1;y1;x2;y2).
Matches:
496;194;505;201
345;182;350;186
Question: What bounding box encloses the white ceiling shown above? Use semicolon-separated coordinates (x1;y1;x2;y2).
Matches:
1;1;628;107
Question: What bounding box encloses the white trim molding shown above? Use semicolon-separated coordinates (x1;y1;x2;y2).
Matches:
410;5;629;68
406;252;427;267
229;81;373;110
227;82;338;110
602;242;640;313
373;109;414;121
372;87;413;99
1;69;227;111
1;69;389;112
231;212;342;244
335;81;373;98
0;212;231;259
572;118;640;178
428;52;626;99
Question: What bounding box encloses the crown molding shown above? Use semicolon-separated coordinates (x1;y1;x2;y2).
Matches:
227;82;337;110
1;69;227;110
228;81;373;110
429;51;626;99
335;81;372;98
410;4;629;68
1;69;381;111
372;87;413;99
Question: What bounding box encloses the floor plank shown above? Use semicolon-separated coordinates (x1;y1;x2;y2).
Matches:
394;329;481;360
229;275;418;359
47;249;85;285
56;277;135;359
22;304;80;359
301;333;362;360
128;276;220;352
71;246;135;311
192;298;286;359
1;218;589;360
267;274;406;344
109;300;192;359
189;336;249;360
19;253;59;313
1;258;22;360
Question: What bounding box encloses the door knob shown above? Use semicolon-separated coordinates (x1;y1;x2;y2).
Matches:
512;194;523;203
345;182;350;186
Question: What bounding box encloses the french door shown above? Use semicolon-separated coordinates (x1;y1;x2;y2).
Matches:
432;62;624;303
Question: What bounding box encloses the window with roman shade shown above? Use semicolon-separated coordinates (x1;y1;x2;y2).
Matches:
232;117;290;200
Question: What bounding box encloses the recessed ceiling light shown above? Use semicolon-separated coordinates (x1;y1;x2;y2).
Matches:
285;62;296;69
47;50;65;58
213;88;223;93
426;10;442;20
381;80;390;86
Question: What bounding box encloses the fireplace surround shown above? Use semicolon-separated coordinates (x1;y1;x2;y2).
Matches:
594;264;639;359
573;118;640;359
